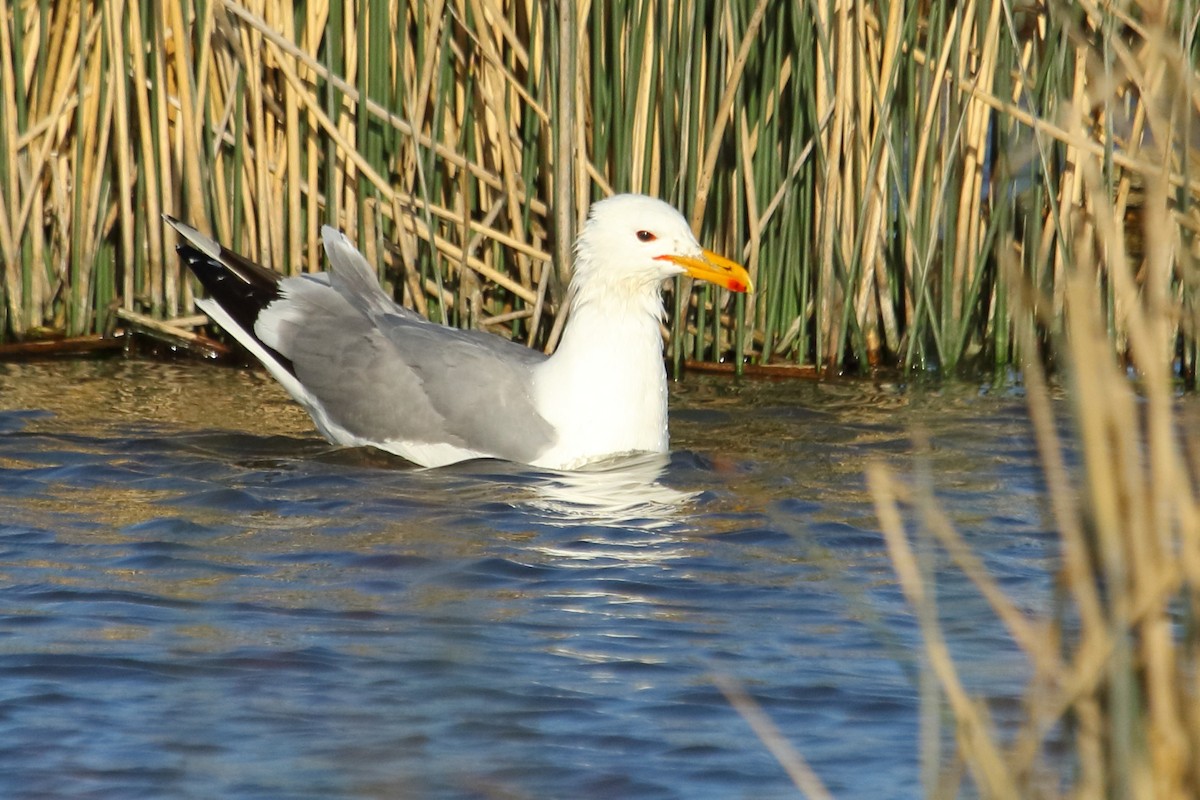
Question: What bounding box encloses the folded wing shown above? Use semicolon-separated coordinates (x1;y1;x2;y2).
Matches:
169;218;555;467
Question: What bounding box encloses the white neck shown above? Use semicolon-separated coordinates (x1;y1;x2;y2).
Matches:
530;285;670;469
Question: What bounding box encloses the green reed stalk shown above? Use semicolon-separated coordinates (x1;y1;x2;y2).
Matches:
323;0;342;234
68;0;87;335
9;0;31;333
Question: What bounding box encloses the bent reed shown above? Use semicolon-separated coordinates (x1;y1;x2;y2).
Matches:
1;1;1197;377
863;5;1200;800
869;175;1200;797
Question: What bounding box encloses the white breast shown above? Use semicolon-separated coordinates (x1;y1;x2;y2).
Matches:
529;300;669;469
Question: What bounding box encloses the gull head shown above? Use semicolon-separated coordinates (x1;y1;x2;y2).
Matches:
571;194;752;303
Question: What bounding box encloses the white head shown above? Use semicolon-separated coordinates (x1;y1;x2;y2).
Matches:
570;194;751;310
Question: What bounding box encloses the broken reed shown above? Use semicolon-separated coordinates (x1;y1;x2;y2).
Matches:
0;0;1197;377
871;188;1200;798
861;8;1200;800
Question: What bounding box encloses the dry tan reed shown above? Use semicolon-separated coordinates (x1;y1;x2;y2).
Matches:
0;0;792;363
0;1;1197;376
868;5;1200;797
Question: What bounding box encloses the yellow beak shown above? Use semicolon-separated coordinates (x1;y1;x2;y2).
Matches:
659;249;753;293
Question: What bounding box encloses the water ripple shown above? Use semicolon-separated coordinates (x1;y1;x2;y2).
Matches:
0;361;1102;798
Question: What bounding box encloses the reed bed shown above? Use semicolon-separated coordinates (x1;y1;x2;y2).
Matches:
864;6;1200;798
0;0;1195;374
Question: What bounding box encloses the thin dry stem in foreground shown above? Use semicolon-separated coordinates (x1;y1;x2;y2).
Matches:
867;19;1200;790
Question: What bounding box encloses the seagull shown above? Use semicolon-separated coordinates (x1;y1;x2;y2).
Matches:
167;194;751;469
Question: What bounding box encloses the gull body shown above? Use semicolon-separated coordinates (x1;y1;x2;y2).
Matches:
168;194;751;469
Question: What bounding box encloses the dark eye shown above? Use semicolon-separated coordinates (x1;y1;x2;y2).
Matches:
636;230;657;242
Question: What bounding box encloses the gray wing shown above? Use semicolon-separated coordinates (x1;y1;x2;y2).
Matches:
255;227;555;463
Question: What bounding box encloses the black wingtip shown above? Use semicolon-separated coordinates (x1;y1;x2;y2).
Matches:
173;235;296;377
177;244;282;334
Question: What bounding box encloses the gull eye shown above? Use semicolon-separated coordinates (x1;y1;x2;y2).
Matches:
636;230;657;243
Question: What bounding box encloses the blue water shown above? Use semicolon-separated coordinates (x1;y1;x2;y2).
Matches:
0;360;1057;799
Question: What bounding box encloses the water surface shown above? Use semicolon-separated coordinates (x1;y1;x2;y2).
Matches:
1;359;1058;798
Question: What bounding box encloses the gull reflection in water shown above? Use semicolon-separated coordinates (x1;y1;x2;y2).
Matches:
523;452;697;530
